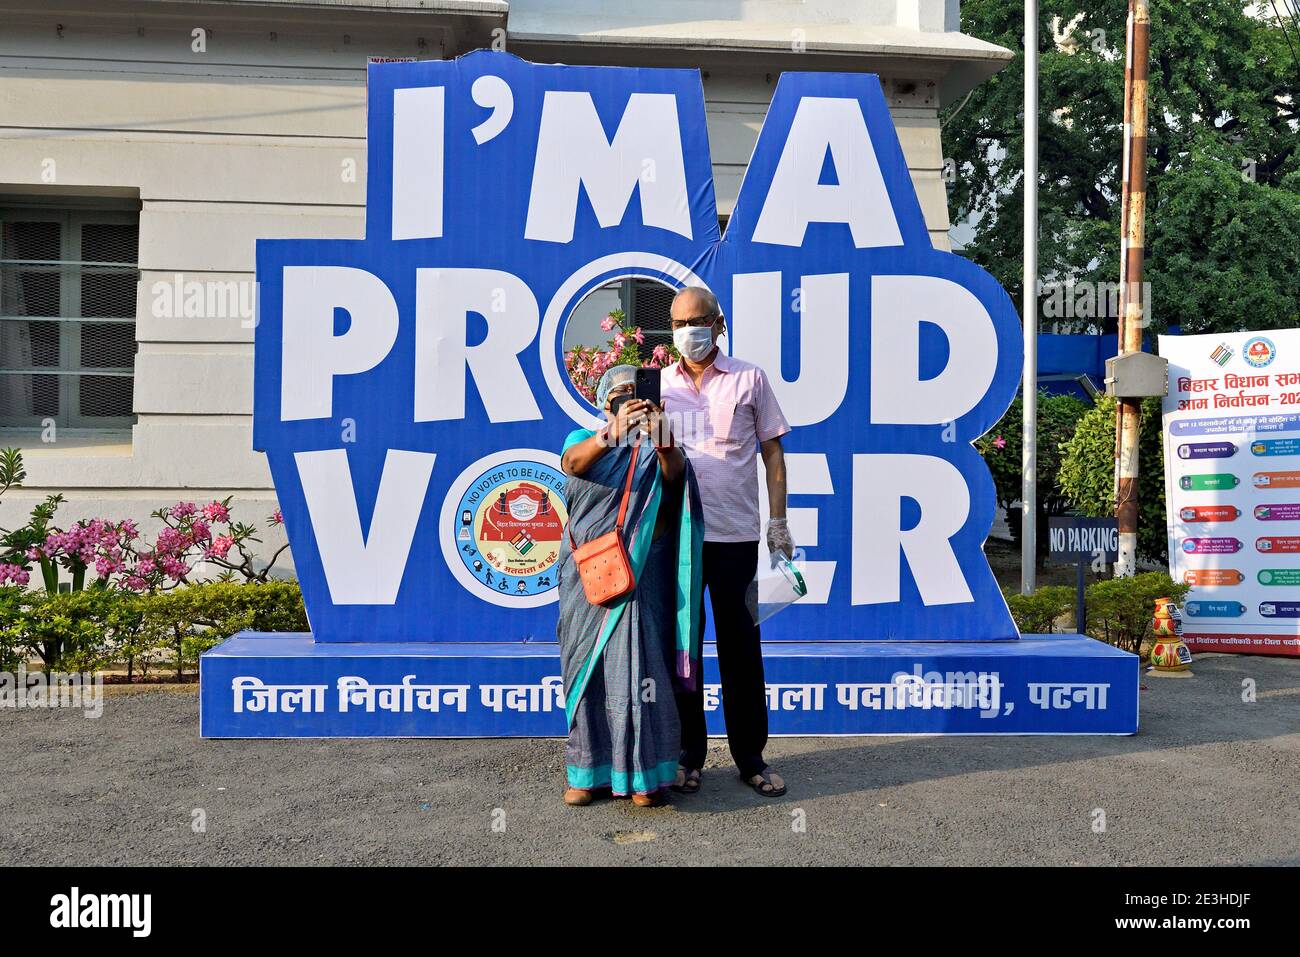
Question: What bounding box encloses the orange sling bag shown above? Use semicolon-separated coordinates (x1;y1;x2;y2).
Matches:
569;436;643;606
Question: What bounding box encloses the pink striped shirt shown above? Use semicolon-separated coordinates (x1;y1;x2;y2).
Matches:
661;352;790;542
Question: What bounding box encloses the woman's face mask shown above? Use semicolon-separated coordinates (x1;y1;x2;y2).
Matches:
673;323;716;361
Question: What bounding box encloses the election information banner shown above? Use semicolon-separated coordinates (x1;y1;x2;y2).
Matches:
1160;329;1300;657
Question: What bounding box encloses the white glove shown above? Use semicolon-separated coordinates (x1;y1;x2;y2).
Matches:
766;517;794;559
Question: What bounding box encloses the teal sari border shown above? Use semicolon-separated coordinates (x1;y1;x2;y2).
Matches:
674;475;704;685
566;759;680;794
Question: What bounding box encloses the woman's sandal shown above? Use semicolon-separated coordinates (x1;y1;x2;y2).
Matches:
670;767;701;794
631;791;664;808
564;787;595;806
742;767;787;798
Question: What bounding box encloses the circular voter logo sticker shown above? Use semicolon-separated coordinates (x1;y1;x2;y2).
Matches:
1243;336;1276;368
441;450;567;607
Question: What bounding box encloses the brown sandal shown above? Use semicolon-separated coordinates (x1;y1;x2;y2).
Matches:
631;791;664;808
564;787;595;806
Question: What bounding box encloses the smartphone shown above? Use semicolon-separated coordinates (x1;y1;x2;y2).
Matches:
608;393;632;419
635;367;661;407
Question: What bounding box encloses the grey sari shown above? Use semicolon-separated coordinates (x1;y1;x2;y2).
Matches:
557;430;704;795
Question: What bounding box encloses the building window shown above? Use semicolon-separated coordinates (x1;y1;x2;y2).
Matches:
0;200;139;430
626;279;675;353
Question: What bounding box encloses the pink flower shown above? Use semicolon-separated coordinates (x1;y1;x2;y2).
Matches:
269;508;284;526
651;344;669;364
124;575;148;592
202;501;230;523
156;527;186;554
632;327;645;345
600;315;618;332
613;332;627;349
992;435;1007;450
207;535;235;560
0;563;30;587
161;556;189;580
170;501;197;520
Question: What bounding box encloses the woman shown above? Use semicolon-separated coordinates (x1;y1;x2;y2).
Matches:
558;365;704;808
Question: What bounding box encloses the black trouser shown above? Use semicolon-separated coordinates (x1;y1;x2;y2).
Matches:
677;540;768;779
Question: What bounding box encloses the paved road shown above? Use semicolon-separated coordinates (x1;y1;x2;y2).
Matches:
1;653;1297;866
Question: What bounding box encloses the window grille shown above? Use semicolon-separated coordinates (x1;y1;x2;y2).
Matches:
0;201;139;430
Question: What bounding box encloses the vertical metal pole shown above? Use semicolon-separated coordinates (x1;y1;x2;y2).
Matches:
1021;0;1039;595
1115;0;1151;578
1076;558;1087;634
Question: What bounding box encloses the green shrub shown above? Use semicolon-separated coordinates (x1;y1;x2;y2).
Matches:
1058;395;1168;565
1004;585;1075;633
139;580;307;681
0;579;306;678
1084;572;1190;656
0;586;25;672
978;391;1090;563
0;587;131;671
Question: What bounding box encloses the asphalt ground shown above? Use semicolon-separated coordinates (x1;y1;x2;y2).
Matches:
1;652;1296;866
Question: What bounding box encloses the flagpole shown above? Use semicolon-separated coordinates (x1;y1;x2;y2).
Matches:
1021;0;1039;595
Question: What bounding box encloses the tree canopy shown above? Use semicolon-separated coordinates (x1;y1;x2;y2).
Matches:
945;0;1300;336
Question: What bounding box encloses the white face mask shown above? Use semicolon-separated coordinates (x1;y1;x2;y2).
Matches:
674;324;716;362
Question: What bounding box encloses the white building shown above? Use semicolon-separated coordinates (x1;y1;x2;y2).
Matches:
0;0;1010;567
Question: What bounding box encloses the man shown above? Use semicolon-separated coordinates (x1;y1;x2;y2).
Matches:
661;286;793;798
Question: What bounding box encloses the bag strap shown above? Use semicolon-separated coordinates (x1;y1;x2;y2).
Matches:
567;434;644;549
613;434;644;533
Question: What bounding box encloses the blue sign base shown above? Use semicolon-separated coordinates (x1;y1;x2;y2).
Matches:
200;633;1138;737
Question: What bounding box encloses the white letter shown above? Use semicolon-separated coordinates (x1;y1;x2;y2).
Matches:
392;86;444;240
414;269;542;422
295;449;436;604
134;895;151;939
732;271;848;426
852;454;972;606
751;97;902;248
281;266;399;422
870;275;998;424
759;452;836;602
50;894;69;929
525;92;691;243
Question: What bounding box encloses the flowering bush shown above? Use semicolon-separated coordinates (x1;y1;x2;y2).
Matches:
1;493;288;594
564;308;677;404
0;447;305;678
118;497;289;591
